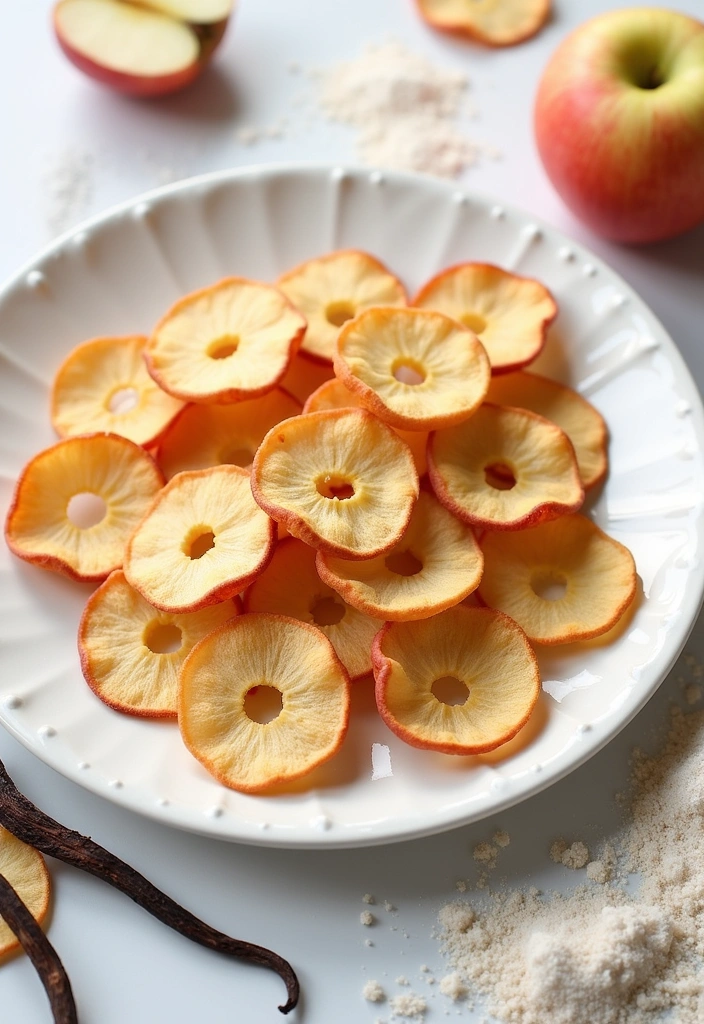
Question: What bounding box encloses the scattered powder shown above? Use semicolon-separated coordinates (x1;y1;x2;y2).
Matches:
685;683;702;705
383;900;397;913
43;147;95;237
389;992;427;1019
396;975;410;986
494;830;511;849
363;980;386;1003
363;893;377;905
473;841;498;866
455;879;468;893
439;972;468;1000
360;911;375;926
550;839;590;869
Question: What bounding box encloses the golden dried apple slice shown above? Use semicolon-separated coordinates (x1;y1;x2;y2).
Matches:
51;334;183;446
245;537;382;679
318;490;483;621
79;570;239;717
334;307;490;430
304;377;428;477
145;277;307;403
124;465;275;613
373;606;540;754
485;371;608;489
428;403;583;530
5;434;164;582
414;0;551;47
279;352;335;404
478;514;637;644
251;408;419;560
179;613;351;792
0;827;51;958
157;387;301;480
278;249;407;363
413;263;557;373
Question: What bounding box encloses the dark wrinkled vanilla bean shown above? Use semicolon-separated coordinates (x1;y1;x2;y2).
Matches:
0;761;299;1014
0;873;78;1024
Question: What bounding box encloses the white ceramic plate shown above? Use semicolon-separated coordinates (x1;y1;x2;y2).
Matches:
1;165;703;849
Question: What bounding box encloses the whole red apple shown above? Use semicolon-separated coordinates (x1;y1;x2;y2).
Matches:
534;7;704;244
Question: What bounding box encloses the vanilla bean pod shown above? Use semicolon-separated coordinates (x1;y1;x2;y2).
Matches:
0;761;299;1014
0;873;78;1024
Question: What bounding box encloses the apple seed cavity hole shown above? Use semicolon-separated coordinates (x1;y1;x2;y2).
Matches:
144;621;183;655
311;596;346;626
244;685;283;724
67;492;108;529
531;570;568;602
316;474;355;500
325;301;356;327
183;527;216;560
385;549;423;577
431;675;470;707
107;387;139;415
460;312;487;334
207;335;239;360
392;358;426;386
220;446;254;468
484;462;517;491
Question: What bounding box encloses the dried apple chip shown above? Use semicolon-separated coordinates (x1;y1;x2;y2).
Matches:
5;434;164;581
51;334;183;446
145;277;307;403
485;371;608;489
251;408;419;560
79;570;239;717
428;403;583;530
413;263;557;373
179;613;351;793
414;0;551;47
278;249;407;363
0;827;51;958
157;387;301;480
334;307;490;430
124;465;275;613
318;490;483;621
245;537;382;679
478;514;637;644
373;606;540;754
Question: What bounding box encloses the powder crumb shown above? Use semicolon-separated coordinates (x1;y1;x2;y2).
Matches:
550;838;567;864
420;965;431;972
494;830;511;848
685;683;702;705
365;939;375;947
473;842;498;866
363;893;377;904
363;980;386;1003
438;902;475;933
396;975;410;986
236;126;260;146
439;972;468;1001
389;992;427;1019
383;900;397;912
360;911;375;926
455;879;468;893
561;842;590;870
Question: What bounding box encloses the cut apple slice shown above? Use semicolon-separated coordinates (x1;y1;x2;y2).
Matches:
413;263;557;373
79;570;239;717
279;352;335;404
124;464;275;613
0;827;51;958
414;0;551;47
278;250;407;364
5;434;164;582
156;387;301;480
52;334;183;447
145;277;306;404
251;408;419;560
373;606;540;754
428;403;583;530
334;307;490;430
147;0;233;23
179;613;351;792
245;537;382;679
317;490;483;621
478;514;637;644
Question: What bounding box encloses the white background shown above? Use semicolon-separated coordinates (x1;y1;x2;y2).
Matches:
1;1;703;1021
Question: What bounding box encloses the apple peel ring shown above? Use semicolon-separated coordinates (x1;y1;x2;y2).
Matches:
413;263;557;373
414;0;551;48
156;387;301;480
178;613;351;793
245;537;382;680
373;606;540;755
317;490;483;621
251;408;419;560
124;464;275;613
0;826;51;958
145;276;307;404
428;403;584;530
334;306;490;431
4;433;165;582
477;514;637;645
486;371;608;489
278;249;407;364
79;570;239;717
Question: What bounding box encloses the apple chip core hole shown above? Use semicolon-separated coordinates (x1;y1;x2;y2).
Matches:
311;596;346;626
244;685;283;724
144;621;183;654
107;387;139;415
392;358;426;386
484;462;517;491
325;301;356;327
220;446;254;468
67;492;107;529
431;675;470;707
531;570;568;601
316;474;355;500
460;312;487;334
385;549;423;577
207;335;239;360
183;528;216;560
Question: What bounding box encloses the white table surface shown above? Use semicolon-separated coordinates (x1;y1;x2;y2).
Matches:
1;2;703;1021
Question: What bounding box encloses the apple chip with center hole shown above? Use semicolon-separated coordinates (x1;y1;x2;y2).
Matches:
0;827;51;959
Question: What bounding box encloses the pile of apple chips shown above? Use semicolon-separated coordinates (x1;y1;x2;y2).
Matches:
4;251;636;793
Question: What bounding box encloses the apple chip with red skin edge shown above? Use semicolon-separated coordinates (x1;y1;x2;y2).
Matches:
145;277;306;404
373;606;540;755
478;513;637;645
0;827;52;958
52;334;184;447
79;570;239;718
279;352;335;405
414;0;551;47
317;490;483;621
428;403;583;530
334;306;490;431
157;387;301;480
485;371;608;489
278;249;407;364
245;537;382;680
412;263;557;374
124;464;275;614
251;408;419;561
178;613;351;793
5;433;164;582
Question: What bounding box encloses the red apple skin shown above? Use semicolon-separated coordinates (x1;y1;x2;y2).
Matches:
534;8;704;244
